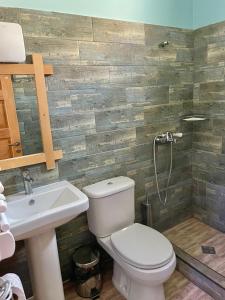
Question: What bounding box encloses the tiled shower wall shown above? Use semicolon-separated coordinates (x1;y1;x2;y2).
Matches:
193;21;225;231
0;7;193;295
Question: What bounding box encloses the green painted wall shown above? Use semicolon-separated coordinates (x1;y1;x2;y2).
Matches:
0;0;193;29
3;0;225;30
193;0;225;29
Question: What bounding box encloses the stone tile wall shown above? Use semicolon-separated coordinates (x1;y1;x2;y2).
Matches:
0;8;193;296
193;22;225;231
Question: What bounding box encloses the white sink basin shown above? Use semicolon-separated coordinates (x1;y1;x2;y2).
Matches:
6;180;89;240
6;180;89;300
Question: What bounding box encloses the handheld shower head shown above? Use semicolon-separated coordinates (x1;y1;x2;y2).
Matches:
173;132;183;138
172;132;183;144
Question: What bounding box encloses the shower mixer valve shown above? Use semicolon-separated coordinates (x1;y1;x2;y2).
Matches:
155;132;183;144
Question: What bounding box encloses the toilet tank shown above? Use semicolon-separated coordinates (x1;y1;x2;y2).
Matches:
83;176;135;238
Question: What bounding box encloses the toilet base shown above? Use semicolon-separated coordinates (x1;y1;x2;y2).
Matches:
112;262;165;300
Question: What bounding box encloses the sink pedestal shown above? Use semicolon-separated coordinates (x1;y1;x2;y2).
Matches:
6;180;89;299
25;229;65;300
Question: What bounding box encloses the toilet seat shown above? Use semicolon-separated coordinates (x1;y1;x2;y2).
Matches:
111;223;174;270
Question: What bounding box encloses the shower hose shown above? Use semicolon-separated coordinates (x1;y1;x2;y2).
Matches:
153;137;173;206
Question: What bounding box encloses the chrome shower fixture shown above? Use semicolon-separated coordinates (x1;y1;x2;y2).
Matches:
155;132;183;144
158;41;169;48
153;131;183;206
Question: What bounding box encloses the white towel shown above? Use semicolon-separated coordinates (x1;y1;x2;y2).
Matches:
0;189;7;214
0;277;13;300
0;231;15;261
0;194;6;201
0;199;7;213
0;213;10;232
0;182;4;193
1;273;26;300
0;22;26;63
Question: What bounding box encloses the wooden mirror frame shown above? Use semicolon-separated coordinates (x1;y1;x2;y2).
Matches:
0;53;63;171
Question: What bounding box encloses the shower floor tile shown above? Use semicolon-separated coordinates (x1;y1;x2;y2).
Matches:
64;269;213;299
164;217;225;279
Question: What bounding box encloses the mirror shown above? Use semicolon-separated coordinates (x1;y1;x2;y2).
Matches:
13;75;43;155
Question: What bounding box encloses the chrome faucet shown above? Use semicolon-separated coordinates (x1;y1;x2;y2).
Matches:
155;132;183;144
22;169;33;194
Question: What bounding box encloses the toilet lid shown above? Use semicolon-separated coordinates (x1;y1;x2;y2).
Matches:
111;223;174;269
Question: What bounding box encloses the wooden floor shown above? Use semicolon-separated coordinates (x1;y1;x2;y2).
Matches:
64;270;213;300
164;217;225;278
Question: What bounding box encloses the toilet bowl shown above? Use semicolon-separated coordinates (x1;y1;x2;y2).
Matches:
98;224;176;300
83;177;176;300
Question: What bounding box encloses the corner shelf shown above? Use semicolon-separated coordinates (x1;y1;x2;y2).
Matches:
182;115;208;122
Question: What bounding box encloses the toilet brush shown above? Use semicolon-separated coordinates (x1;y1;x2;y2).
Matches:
141;193;153;227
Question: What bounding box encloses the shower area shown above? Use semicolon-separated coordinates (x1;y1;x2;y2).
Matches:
153;21;225;299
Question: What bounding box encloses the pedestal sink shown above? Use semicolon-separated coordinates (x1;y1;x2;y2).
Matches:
6;180;89;300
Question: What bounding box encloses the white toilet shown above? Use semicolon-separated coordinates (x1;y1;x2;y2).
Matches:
83;176;176;300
